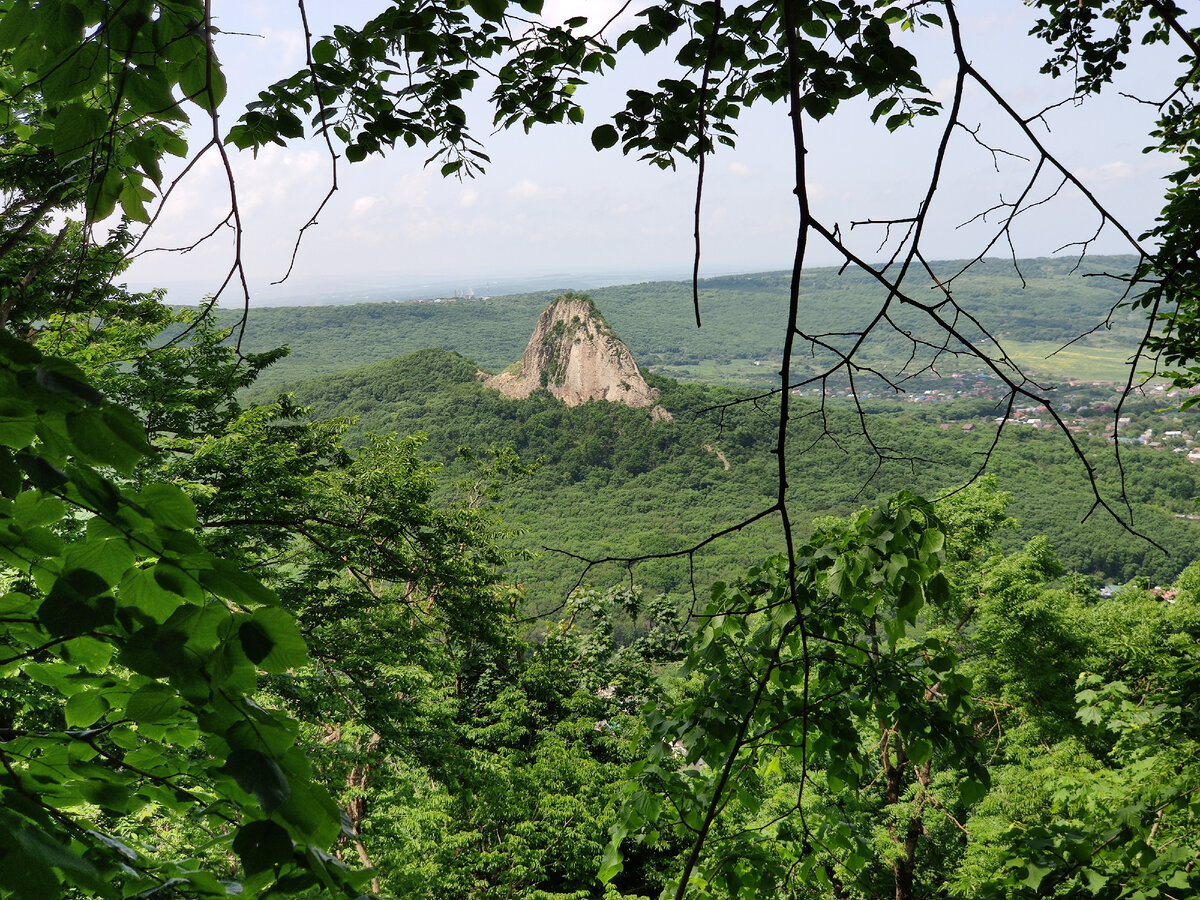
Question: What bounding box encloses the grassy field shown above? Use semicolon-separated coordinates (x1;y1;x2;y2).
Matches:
647;357;782;387
1004;339;1154;384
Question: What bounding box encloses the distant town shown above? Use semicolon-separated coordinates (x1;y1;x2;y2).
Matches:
786;369;1200;461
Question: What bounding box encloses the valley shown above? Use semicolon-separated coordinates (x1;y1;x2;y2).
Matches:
240;256;1200;611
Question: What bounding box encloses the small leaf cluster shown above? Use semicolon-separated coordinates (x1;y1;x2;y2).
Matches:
226;0;609;176
596;0;941;168
0;0;209;223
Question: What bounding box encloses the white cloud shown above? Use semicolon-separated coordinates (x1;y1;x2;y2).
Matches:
1076;161;1134;184
258;26;305;65
508;178;543;200
352;196;380;215
728;161;750;177
459;188;479;208
235;147;324;213
932;76;959;105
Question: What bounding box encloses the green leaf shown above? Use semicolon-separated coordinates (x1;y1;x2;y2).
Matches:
311;39;336;65
468;0;507;21
598;837;624;883
0;848;60;899
897;580;924;621
223;749;291;814
1166;869;1191;889
1081;867;1107;894
12;489;66;528
68;408;134;471
52;103;108;162
128;135;165;187
178;55;227;112
85;165;124;222
77;779;136;816
65;688;107;728
124;67;184;120
801;18;828;39
45;45;101;103
151;562;204;603
118;622;190;679
119;177;154;224
1022;862;1052;889
115;566;180;624
233;820;295;875
10;823;101;892
0;399;38;449
591;124;619;150
926;571;950;606
38;569;114;638
101;407;153;467
126;682;184;725
64;534;135;588
0;2;35;52
199;558;276;607
34;361;103;405
63;464;119;516
239;607;308;673
920;528;944;556
906;737;932;766
59;636;114;672
239;618;274;665
827;564;853;599
0;446;21;497
43;1;84;50
135;483;197;530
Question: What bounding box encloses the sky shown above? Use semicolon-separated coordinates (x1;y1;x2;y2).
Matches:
121;1;1184;306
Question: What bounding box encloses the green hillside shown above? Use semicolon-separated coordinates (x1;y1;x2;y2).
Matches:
231;255;1147;389
267;347;1199;612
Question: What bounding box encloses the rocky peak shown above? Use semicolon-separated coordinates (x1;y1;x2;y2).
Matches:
485;293;671;419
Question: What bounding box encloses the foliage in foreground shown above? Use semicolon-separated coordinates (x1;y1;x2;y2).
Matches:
602;486;1200;900
0;327;365;895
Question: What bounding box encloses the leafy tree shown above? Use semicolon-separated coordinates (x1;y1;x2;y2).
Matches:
599;493;984;900
0;326;367;895
957;559;1200;899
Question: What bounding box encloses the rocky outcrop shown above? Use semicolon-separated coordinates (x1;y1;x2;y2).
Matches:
486;293;671;420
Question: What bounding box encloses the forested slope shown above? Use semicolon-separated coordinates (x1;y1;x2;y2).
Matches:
266;347;1199;607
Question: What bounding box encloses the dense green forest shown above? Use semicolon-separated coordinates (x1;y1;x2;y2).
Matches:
263;344;1200;603
5;2;1200;900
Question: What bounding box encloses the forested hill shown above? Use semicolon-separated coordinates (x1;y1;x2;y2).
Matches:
231;255;1145;389
268;346;1199;606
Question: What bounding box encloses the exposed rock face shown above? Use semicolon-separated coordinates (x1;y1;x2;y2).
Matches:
486;294;671;420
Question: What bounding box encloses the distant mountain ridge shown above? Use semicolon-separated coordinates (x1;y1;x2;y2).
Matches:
227;255;1146;389
485;293;672;419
